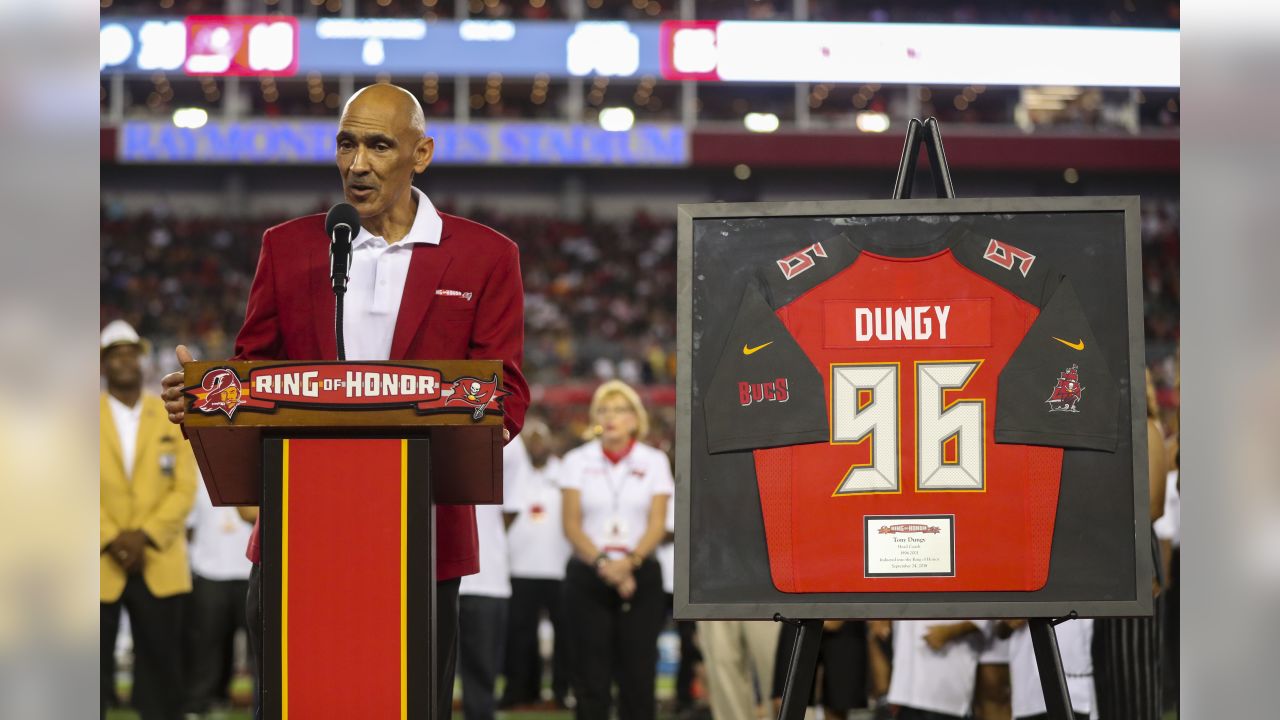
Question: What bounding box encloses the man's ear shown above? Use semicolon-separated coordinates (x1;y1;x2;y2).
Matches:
415;136;434;174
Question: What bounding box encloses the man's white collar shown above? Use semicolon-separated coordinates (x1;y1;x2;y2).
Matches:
352;187;442;248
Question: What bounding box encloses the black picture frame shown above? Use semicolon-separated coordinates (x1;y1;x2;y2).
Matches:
674;196;1150;620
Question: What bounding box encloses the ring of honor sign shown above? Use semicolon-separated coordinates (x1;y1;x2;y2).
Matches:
676;198;1151;619
185;363;506;421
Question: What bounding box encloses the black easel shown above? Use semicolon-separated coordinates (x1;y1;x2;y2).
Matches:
891;116;955;200
773;117;1075;720
1029;614;1079;720
774;614;823;720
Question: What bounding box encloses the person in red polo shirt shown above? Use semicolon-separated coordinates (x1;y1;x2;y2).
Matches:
161;83;528;718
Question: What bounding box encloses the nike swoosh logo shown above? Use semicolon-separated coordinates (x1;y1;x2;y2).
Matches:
1052;337;1085;351
742;341;773;355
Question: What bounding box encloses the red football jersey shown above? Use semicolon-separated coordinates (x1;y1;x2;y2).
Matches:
706;226;1119;593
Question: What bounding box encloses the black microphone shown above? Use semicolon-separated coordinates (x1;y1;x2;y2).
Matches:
325;203;360;361
325;203;361;295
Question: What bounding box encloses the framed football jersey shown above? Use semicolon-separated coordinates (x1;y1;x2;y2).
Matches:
674;197;1151;620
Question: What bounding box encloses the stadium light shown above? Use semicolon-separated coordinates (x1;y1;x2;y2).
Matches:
172;107;209;129
855;111;890;133
743;112;780;133
599;107;635;132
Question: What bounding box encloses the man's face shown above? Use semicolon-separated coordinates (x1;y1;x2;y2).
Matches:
526;432;551;466
335;93;432;220
102;344;142;389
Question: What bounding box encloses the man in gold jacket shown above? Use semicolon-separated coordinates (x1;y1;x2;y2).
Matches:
100;320;196;720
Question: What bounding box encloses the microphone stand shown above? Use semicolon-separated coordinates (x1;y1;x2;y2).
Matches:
331;226;353;361
335;290;347;361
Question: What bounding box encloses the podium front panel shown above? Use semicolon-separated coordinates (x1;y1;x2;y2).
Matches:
260;437;436;718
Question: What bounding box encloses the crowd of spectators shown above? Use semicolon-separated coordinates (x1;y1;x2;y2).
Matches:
1143;197;1180;354
100;201;679;386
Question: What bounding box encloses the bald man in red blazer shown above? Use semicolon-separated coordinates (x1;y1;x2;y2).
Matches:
162;83;528;718
231;206;528;577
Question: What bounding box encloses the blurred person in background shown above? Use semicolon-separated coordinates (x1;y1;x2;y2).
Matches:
1091;368;1167;720
501;420;573;711
561;380;674;720
101;320;197;720
1144;369;1170;531
867;620;894;717
1155;433;1179;714
160;83;529;719
698;618;779;720
973;633;1012;720
999;618;1096;720
886;620;993;720
657;470;701;716
671;615;703;718
182;477;255;717
771;620;868;719
1155;357;1180;714
457;436;526;720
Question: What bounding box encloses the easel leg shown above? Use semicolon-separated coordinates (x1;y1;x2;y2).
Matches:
777;619;822;720
1029;618;1075;720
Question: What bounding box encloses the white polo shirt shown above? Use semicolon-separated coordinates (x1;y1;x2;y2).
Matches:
459;434;526;598
342;187;443;362
187;479;254;582
1010;620;1097;719
106;394;142;478
888;620;994;717
560;439;674;559
979;633;1012;664
508;455;572;580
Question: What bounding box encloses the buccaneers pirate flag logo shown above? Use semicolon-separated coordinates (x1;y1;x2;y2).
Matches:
191;368;246;419
445;374;506;421
1045;364;1084;413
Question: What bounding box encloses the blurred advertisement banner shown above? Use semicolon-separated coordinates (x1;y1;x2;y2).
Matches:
660;21;1180;87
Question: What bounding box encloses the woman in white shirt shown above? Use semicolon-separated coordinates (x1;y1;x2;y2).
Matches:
561;380;674;720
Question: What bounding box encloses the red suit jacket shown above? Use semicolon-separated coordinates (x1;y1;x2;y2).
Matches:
235;209;529;580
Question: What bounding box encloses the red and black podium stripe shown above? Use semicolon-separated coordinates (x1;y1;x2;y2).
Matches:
260;437;436;718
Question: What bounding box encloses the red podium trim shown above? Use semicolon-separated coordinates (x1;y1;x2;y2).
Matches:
281;440;289;715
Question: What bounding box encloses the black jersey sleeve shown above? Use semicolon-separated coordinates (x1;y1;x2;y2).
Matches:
704;281;829;454
995;276;1120;452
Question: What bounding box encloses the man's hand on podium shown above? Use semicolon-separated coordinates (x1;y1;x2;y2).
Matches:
160;345;195;425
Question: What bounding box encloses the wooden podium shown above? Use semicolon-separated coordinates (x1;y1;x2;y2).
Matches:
182;359;506;719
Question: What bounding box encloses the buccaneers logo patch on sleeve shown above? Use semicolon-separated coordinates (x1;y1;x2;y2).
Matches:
1045;364;1084;413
